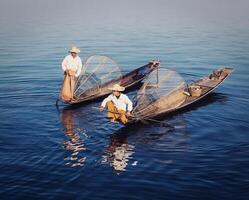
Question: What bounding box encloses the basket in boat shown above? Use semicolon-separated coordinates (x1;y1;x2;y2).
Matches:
189;85;202;97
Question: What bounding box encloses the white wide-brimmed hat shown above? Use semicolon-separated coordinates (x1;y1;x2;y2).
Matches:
108;84;125;92
68;46;80;54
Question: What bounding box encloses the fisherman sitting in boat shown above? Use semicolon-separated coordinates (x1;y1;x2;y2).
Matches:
60;46;82;101
100;84;133;124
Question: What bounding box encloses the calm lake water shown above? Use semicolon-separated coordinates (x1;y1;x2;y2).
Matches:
1;7;249;200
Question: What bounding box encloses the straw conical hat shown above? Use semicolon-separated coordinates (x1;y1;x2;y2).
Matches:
108;84;125;92
69;46;80;53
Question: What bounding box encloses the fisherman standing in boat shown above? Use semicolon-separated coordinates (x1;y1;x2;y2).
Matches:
60;46;83;101
100;84;133;124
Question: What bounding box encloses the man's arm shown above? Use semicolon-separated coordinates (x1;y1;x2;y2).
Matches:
101;95;111;110
75;57;82;77
125;95;133;112
62;56;68;72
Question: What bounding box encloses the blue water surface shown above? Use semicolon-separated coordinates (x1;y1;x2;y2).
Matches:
0;4;249;200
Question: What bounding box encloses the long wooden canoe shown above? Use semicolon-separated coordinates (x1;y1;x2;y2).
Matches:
128;67;233;124
66;62;159;104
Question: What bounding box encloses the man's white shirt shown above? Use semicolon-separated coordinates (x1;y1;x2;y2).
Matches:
101;94;133;112
62;55;83;77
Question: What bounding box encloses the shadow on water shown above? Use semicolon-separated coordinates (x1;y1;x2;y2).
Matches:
101;115;188;174
99;92;228;174
58;91;228;172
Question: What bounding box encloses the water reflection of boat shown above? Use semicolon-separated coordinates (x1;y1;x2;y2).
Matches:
59;89;228;171
102;117;187;174
61;109;87;167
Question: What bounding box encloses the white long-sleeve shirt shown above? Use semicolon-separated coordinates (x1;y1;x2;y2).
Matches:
101;94;133;112
61;55;83;77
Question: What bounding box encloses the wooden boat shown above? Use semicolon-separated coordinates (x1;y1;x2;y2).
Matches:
128;67;233;124
59;55;159;104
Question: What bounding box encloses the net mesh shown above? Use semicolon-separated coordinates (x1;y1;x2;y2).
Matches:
133;68;187;114
74;55;121;97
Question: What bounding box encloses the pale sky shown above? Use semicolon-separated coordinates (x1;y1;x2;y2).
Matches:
0;0;248;27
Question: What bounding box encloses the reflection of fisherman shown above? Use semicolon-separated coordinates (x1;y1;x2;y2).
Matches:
61;109;86;167
62;109;75;135
60;46;83;101
137;60;160;76
104;133;134;174
100;84;133;124
111;144;134;173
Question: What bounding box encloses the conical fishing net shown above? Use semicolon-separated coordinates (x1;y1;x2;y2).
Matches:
74;55;121;97
133;68;187;116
